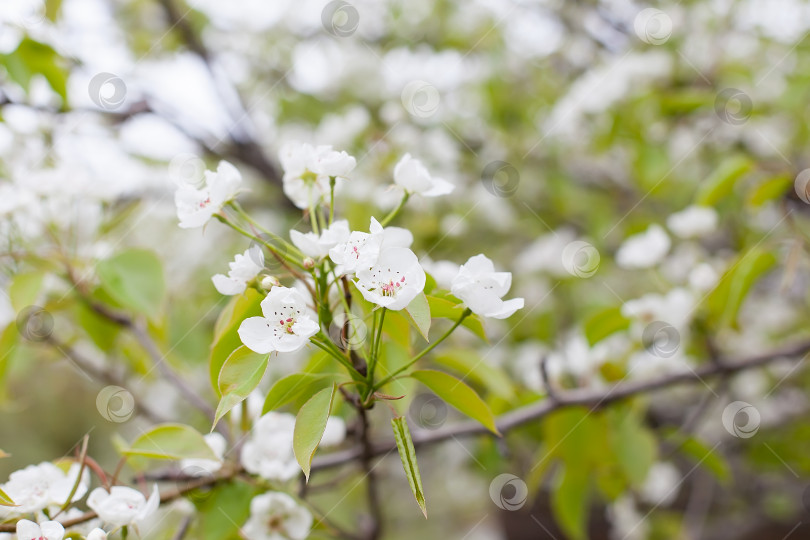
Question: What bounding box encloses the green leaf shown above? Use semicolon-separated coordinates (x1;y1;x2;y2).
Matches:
747;174;792;207
192;480;257;540
674;434;729;483
404;292;431;342
584;306;630;346
214;346;269;429
432;349;514;400
426;295;486;341
8;271;46;312
551;465;589;540
123;424;218;461
209;289;263;392
608;408;657;487
0;486;16;507
706;247;776;329
263;373;334;413
96;248;166;319
293;383;336;480
1;38;68;100
392;416;427;518
695;155;753;206
45;0;63;22
409;369;500;435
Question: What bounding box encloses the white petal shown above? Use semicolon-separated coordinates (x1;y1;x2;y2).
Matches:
487;297;525;319
421;176;455;197
16;519;41;539
212;274;247;295
238;317;278;354
39;521;65;540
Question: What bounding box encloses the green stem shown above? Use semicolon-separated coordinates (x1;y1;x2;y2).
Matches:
311;336;362;379
367;308;386;383
374;308;471;390
229;202;303;258
380;192;410;227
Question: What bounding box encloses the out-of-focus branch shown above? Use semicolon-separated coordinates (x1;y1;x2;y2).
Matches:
358;407;383;540
44;334;168;424
311;340;810;470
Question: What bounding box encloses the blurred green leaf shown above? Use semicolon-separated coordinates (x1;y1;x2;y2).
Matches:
747;175;792;207
706;247;776;329
214;346;268;429
293;383;336;480
410;369;499;434
1;38;68;101
695;155;753;206
584;307;630;346
124;424;218;461
96;248;165;319
0;486;15;507
8;270;45;312
432;349;514;400
392;416;427;518
608;408;657;487
192;480;256;540
551;465;589;540
674;433;729;483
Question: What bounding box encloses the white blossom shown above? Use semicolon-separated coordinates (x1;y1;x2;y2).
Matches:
615;225;671;269
290;220;350;259
393;153;454;197
279;142;356;209
621;288;695;331
355;247;426;310
241;412;300;482
175;161;241;228
16;520;64;540
241;492;313;540
86;485;159;529
212;247;264;295
0;462;89;517
639;462;681;506
86;529;108;540
688;262;719;292
180;433;226;477
328;217;412;276
451;254;524;319
238;286;320;354
666;205;718;238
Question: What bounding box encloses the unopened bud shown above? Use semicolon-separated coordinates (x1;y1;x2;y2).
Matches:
261;275;280;289
303;257;315;270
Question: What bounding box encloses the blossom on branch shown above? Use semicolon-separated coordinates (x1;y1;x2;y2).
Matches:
212;247;264;295
393;153;454;197
240;412;300;482
279;143;356;209
451;254;524;319
86;485;159;529
175;161;242;229
355;247;426;310
238;286;320;354
241;492;312;540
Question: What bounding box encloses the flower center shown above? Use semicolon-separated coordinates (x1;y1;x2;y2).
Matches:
198;196;211;209
380;276;406;297
278;317;296;334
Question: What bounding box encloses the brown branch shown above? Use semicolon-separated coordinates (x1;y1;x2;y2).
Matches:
358;407;383;540
311;339;810;470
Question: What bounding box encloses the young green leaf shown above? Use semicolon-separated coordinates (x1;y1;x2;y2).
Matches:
551;465;589;540
392;416;427;518
209;289;264;392
0;486;16;507
705;248;776;329
583;306;630;346
214;346;269;429
409;369;500;435
96;248;166;319
404;292;431;341
262;373;334;413
293;383;337;481
123;424;218;461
